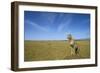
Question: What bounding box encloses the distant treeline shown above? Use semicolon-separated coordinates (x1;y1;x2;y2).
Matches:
25;39;90;42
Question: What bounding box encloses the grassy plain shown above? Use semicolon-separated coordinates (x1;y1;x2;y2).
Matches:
24;40;90;61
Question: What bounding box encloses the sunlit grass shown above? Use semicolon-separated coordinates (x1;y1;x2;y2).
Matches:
24;40;90;61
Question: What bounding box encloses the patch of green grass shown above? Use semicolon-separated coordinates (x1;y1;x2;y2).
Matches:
24;40;90;61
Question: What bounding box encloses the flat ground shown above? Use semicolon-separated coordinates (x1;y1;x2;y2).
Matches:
24;40;90;61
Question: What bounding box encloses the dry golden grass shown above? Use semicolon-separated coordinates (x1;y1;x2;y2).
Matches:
24;40;90;61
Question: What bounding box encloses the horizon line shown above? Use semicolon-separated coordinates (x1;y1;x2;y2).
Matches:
24;38;90;41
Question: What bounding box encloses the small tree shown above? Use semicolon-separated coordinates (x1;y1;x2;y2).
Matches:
67;34;73;40
67;34;79;55
67;34;74;49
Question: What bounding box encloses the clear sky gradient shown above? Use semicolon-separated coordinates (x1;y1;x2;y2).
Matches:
24;11;90;40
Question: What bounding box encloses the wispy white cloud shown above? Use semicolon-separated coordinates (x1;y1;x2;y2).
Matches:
40;13;57;25
26;20;49;32
57;18;72;32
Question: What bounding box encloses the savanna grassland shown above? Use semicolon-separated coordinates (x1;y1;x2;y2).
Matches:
24;40;90;61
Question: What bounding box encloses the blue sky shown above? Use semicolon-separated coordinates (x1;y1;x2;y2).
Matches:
24;11;90;40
